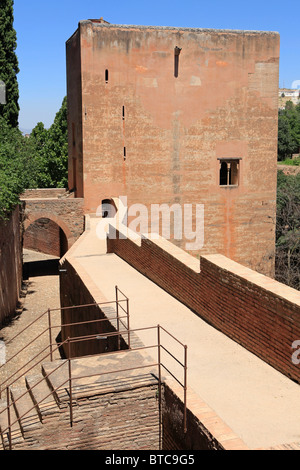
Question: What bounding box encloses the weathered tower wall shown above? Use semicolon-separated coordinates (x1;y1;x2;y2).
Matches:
66;22;280;276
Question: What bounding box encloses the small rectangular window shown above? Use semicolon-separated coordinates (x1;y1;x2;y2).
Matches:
174;46;181;78
105;69;109;83
72;123;75;147
219;159;241;186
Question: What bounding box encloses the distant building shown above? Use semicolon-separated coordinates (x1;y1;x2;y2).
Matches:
279;88;300;108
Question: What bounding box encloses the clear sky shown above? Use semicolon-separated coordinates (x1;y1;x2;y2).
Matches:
13;0;300;132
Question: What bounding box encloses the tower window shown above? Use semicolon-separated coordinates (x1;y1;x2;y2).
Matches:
174;46;181;78
72;123;75;147
219;159;241;186
105;69;109;83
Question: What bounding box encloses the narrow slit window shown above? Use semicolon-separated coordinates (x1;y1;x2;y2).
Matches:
122;106;125;120
219;159;241;186
72;123;75;147
123;147;126;161
105;69;109;83
174;46;181;78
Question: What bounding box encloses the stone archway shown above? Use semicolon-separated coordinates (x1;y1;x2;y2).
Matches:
21;192;85;248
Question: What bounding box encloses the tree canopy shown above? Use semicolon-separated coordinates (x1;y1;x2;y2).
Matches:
278;101;300;161
0;116;34;218
0;0;19;127
275;170;300;290
0;96;68;219
28;96;68;188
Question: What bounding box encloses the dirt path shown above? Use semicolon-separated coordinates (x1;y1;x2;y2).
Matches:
0;250;62;391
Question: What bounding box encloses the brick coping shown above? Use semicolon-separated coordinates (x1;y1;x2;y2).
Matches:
164;377;249;451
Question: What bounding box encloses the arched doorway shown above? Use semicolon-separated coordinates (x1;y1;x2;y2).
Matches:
101;199;117;219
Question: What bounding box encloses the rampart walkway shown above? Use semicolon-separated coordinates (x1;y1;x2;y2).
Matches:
62;216;300;450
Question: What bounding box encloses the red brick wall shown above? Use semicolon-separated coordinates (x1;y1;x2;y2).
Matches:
0;207;22;325
107;227;300;383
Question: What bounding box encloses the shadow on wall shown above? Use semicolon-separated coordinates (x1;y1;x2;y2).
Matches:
24;218;68;258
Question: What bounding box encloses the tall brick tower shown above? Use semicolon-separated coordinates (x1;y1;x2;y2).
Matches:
66;20;279;276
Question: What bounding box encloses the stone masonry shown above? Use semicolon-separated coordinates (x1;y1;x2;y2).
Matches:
21;190;85;254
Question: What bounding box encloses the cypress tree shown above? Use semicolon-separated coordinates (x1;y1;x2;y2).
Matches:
0;0;19;127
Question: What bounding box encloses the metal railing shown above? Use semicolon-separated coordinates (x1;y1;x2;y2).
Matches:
1;325;187;450
0;286;129;397
1;338;70;450
0;291;187;450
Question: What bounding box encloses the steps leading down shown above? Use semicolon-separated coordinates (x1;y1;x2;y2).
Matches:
0;369;59;450
0;349;160;450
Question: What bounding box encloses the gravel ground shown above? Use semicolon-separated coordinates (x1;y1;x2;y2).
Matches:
0;250;62;391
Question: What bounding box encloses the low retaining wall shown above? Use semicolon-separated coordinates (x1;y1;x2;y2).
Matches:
107;225;300;384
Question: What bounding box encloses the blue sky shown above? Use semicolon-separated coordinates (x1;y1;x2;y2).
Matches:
13;0;300;131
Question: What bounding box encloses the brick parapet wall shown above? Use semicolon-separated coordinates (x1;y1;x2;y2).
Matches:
107;225;300;383
21;188;70;199
197;256;300;382
162;378;249;450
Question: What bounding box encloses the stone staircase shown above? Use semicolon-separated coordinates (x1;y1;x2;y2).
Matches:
0;369;59;450
0;350;160;450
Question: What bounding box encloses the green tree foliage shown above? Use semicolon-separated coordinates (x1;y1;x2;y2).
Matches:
0;0;19;127
278;101;300;160
28;96;68;188
43;95;68;188
0;116;36;218
0;97;69;219
275;170;300;290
